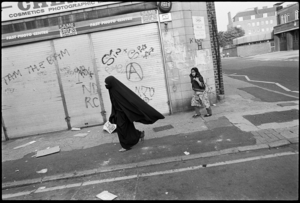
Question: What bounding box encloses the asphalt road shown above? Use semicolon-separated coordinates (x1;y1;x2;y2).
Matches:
2;56;299;200
3;145;298;200
222;58;299;98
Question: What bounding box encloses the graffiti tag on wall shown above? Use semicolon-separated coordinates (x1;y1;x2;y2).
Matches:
2;49;70;86
135;85;155;103
82;82;99;108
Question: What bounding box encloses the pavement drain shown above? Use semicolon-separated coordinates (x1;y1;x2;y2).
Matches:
153;124;174;132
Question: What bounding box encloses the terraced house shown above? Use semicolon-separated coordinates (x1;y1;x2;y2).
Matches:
274;2;299;51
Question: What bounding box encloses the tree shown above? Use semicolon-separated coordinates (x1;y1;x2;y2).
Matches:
218;27;245;47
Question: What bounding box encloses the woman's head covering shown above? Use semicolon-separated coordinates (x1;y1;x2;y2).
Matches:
189;67;203;82
105;76;165;124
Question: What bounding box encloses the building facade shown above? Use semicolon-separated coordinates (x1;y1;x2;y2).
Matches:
225;4;283;57
274;2;299;51
1;2;223;140
228;5;279;36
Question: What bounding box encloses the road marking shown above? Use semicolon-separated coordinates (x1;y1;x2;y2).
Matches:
34;183;82;193
2;151;298;199
227;73;298;94
2;191;35;199
275;83;291;91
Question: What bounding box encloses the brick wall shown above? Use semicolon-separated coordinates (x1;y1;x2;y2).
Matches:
222;47;238;57
159;2;222;113
237;42;272;57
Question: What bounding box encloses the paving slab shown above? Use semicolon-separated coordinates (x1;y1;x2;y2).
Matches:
243;109;299;126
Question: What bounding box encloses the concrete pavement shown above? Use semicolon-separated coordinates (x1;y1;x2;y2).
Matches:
2;51;299;190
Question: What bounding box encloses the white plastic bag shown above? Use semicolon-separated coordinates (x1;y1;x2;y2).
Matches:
103;121;117;134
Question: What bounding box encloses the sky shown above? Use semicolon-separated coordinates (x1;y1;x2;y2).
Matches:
215;1;280;32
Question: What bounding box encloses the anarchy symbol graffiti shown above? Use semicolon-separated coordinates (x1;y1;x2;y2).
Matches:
126;62;143;82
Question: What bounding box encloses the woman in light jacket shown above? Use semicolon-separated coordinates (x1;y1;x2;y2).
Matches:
190;67;212;118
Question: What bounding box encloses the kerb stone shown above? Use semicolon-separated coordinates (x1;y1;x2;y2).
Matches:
268;140;291;148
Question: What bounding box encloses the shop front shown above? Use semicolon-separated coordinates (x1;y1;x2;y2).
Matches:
2;2;221;140
2;5;169;138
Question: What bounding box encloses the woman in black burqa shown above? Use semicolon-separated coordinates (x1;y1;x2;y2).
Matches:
105;76;165;152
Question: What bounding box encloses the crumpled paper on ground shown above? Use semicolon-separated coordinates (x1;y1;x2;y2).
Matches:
96;191;117;200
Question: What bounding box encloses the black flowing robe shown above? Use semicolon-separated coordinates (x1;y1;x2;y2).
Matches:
105;76;165;149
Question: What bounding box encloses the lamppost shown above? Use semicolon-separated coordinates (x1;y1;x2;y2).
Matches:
207;3;225;96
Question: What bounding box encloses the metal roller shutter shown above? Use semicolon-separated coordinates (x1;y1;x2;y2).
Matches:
91;23;169;118
53;35;104;127
2;42;67;138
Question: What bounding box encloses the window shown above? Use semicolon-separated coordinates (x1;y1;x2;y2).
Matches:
270;19;273;24
237;25;241;28
257;22;259;26
266;20;268;24
281;15;284;24
296;10;299;20
263;13;268;18
286;14;289;22
239;17;243;21
252;22;255;26
262;28;265;32
251;15;255;19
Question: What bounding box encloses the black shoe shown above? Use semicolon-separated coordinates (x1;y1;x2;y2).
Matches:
140;131;145;141
204;114;212;117
192;114;201;118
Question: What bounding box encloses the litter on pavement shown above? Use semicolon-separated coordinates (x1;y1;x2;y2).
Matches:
36;146;60;158
13;141;36;149
71;127;81;131
184;151;190;155
103;121;117;134
36;169;48;173
73;133;88;137
96;191;117;200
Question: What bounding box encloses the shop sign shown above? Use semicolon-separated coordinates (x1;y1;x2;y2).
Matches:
158;2;172;13
192;16;206;39
2;28;57;43
140;10;158;24
2;10;158;47
159;13;172;22
59;23;77;37
1;2;120;22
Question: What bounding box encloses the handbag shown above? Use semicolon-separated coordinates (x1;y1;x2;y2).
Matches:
199;81;205;89
103;121;117;134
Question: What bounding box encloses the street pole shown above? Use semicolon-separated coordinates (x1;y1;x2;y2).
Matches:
207;3;225;96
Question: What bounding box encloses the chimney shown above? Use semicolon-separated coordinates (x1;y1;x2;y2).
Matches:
227;12;233;28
